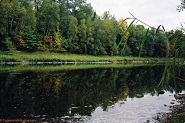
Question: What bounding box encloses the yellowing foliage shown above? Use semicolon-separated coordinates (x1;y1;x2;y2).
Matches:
118;18;130;42
118;19;127;32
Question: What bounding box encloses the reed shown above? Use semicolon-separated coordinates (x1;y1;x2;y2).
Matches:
139;28;149;57
118;18;136;49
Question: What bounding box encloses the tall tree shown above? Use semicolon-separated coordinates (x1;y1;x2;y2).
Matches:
74;3;94;21
92;18;106;55
167;30;185;57
102;12;119;55
153;31;168;57
59;0;71;37
128;25;146;56
78;19;87;53
67;16;78;53
17;2;37;51
117;19;131;56
37;0;60;36
35;0;60;51
0;0;22;50
85;18;94;55
144;29;155;57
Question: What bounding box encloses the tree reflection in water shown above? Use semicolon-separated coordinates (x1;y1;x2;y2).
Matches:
0;66;184;122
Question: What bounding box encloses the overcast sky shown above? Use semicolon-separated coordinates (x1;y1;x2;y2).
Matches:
86;0;185;31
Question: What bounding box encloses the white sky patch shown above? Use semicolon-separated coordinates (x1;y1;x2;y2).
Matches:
86;0;185;31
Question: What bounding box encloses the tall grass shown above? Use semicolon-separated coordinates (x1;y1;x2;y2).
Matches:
156;27;185;89
118;18;135;49
124;13;185;89
139;28;149;57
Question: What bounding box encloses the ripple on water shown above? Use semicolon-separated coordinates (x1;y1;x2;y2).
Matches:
86;92;179;123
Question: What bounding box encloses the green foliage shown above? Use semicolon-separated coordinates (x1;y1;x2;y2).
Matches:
153;32;168;57
85;18;94;55
21;2;36;29
51;31;62;51
181;40;185;57
139;28;149;57
103;13;119;55
0;0;22;49
128;25;146;56
59;1;71;37
1;37;15;51
144;29;155;56
167;30;185;58
67;16;79;52
37;0;60;35
78;19;87;53
22;26;37;51
0;0;184;59
92;18;107;55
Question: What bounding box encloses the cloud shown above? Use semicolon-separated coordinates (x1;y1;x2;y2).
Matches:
87;0;185;30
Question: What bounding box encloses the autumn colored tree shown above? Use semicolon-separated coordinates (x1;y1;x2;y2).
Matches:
117;19;131;56
0;0;183;59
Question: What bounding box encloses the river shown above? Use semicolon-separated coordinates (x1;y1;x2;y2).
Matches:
0;65;184;123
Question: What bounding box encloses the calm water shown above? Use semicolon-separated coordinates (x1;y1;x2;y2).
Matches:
0;65;185;123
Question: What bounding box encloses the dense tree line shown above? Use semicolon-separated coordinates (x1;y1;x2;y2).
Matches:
0;0;185;57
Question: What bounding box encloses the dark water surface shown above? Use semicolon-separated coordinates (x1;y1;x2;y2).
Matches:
0;66;185;123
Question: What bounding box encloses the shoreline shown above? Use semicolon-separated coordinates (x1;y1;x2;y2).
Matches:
0;60;178;65
154;93;185;123
0;51;184;65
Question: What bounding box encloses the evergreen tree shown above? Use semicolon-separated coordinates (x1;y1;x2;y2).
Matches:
18;2;37;51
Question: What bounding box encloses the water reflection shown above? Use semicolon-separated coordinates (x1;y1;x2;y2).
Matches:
0;66;184;122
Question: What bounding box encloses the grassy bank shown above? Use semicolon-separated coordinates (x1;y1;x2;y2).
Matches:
1;51;183;65
0;64;156;72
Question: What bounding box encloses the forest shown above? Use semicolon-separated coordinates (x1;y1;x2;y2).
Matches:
0;0;185;58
